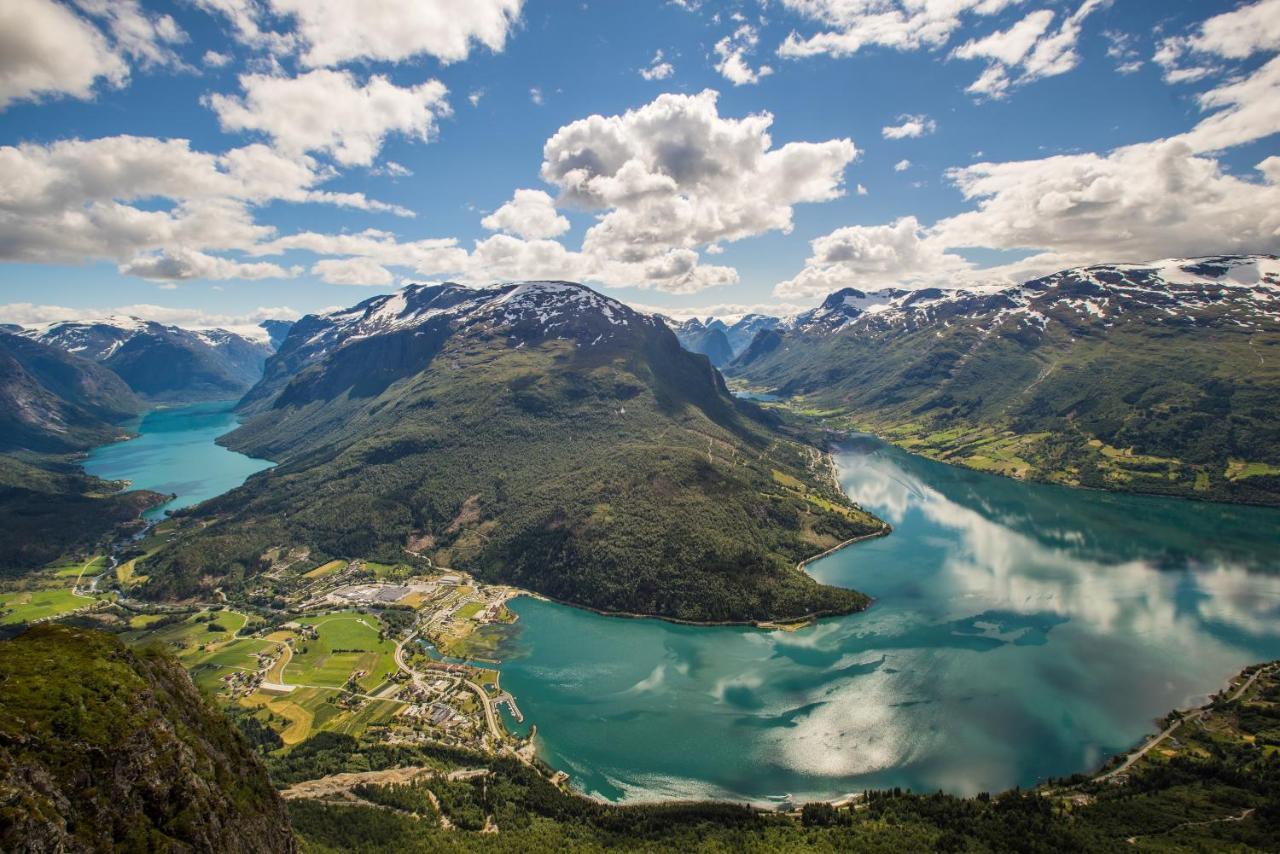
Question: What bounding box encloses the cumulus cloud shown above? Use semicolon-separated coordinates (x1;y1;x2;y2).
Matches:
253;90;854;295
775;217;971;297
0;135;410;278
203;50;232;68
312;256;395;286
0;0;128;109
882;114;936;139
640;50;675;80
119;247;297;281
714;25;774;85
207;69;450;166
542;89;856;263
269;0;523;67
953;0;1107;100
894;158;911;171
481;189;571;240
935;139;1280;261
775;10;1280;301
778;0;1020;60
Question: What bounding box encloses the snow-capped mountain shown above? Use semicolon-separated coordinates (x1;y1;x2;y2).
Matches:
25;317;274;402
240;281;665;414
728;254;1280;506
667;313;783;365
782;255;1280;337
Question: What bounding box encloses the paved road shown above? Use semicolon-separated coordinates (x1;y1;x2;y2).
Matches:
1098;664;1275;782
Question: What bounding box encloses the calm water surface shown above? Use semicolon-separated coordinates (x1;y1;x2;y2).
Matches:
84;400;272;519
83;409;1280;803
495;436;1280;804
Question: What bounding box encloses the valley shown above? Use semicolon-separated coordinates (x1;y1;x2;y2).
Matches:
2;273;1279;850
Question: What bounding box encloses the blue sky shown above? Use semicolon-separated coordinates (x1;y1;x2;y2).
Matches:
1;0;1277;334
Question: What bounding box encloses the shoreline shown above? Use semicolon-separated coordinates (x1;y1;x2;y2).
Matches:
512;524;894;631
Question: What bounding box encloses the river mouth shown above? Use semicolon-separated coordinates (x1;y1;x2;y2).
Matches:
492;435;1280;805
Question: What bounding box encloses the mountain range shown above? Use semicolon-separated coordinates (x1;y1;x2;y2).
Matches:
141;281;884;622
668;313;781;367
0;330;162;568
23;317;275;403
727;255;1280;505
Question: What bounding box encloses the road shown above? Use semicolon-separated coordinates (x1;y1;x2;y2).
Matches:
395;630;503;743
1097;664;1275;782
464;677;502;742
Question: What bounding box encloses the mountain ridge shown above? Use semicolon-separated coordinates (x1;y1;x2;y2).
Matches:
728;254;1280;505
140;280;884;622
25;316;275;403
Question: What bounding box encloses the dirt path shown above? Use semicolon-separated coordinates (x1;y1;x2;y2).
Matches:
280;766;434;800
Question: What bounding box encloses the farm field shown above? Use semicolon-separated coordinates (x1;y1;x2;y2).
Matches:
0;588;94;624
287;611;397;693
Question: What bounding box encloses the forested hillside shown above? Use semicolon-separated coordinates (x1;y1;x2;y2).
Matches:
0;332;162;568
139;282;884;623
0;625;294;852
729;256;1280;505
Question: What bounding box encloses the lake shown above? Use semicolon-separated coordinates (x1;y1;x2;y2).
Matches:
494;435;1280;804
83;400;273;520
84;408;1280;805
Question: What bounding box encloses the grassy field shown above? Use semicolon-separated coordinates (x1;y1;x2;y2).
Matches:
241;684;404;745
303;559;347;579
287;612;397;693
454;601;483;620
0;588;94;624
49;555;106;578
122;610;250;659
363;562;412;581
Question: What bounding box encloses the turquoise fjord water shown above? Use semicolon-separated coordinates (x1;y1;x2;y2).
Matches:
84;400;272;520
83;409;1280;805
495;436;1280;805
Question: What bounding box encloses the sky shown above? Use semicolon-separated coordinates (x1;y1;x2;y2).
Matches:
0;0;1278;334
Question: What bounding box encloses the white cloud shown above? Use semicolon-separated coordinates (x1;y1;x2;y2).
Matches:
894;158;911;171
1155;0;1280;83
881;114;937;139
856;183;868;195
207;69;451;167
468;89;485;106
0;301;300;340
541;89;856;276
529;86;544;105
119;248;297;281
0;136;410;277
1180;55;1280;153
934;139;1280;263
250;229;470;279
0;0;128;110
73;0;188;70
1103;30;1142;74
481;189;571;240
312;257;395;286
954;0;1107;100
714;25;774;85
778;0;1020;60
775;216;971;297
269;0;523;67
953;10;1053;67
203;50;232;68
776;19;1280;300
640;50;675;81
